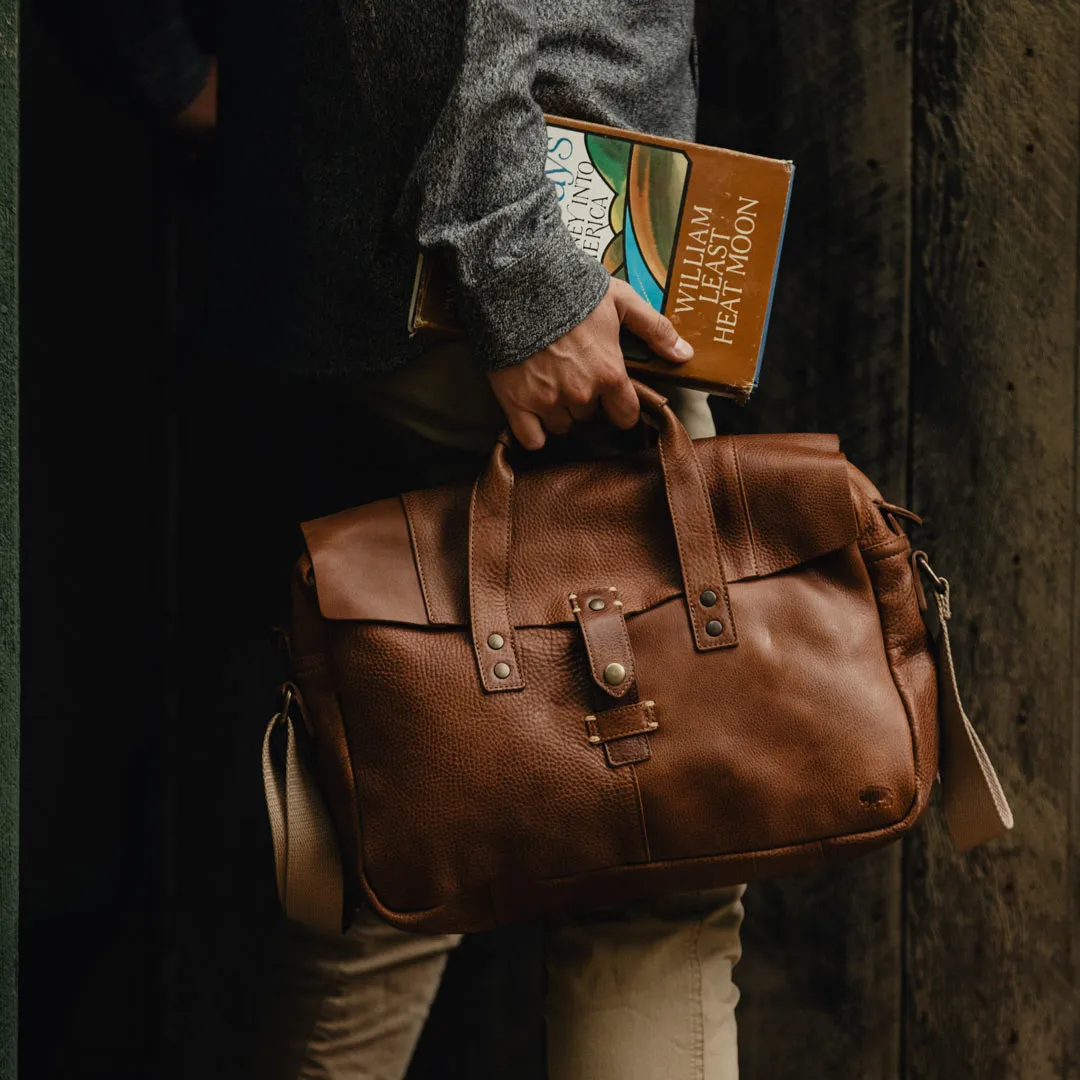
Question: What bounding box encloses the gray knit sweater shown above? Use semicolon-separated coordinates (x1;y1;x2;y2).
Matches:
215;0;698;375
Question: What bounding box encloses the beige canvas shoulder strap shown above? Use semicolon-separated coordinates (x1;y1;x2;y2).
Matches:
918;558;1014;851
261;691;343;935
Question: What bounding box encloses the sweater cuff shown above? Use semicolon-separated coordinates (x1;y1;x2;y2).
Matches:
458;225;611;371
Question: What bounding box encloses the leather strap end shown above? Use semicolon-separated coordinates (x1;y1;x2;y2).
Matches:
584;699;658;744
585;700;657;768
571;587;637;699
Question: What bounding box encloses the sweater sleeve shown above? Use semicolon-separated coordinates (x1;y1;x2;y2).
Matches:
410;0;611;371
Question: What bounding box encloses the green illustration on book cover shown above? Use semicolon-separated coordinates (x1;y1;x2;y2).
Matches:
547;125;690;311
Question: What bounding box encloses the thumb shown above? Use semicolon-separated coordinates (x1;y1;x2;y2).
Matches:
611;280;694;363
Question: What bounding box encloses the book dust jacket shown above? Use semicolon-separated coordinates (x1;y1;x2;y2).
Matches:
409;116;794;400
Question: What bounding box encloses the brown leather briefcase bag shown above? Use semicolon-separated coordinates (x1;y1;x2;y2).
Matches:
262;381;1012;935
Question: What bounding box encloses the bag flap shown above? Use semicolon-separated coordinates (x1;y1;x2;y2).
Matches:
302;433;859;627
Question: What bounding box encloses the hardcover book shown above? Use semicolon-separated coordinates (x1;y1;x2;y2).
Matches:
408;115;795;400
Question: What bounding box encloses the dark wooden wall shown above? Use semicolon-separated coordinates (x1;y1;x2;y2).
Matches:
697;2;1080;1077
0;0;16;1073
16;2;1080;1077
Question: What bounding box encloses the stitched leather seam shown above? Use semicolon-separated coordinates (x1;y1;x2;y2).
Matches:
859;494;875;539
401;493;437;624
501;467;521;675
731;436;760;577
692;440;737;644
468;464;524;690
657;431;706;650
658;432;735;649
864;557;925;819
588;699;650;730
628;765;652;862
467;478;486;685
360;816;932;925
585;700;656;742
861;533;911;560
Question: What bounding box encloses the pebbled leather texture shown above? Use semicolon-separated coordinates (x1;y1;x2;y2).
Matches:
291;396;939;933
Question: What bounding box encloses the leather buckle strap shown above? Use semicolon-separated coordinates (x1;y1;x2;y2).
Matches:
584;699;657;768
570;586;637;700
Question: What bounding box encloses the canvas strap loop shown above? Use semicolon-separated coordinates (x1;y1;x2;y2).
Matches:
261;684;344;934
914;553;1014;851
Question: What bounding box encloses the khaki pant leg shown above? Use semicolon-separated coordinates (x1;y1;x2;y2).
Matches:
257;908;461;1080
545;885;745;1080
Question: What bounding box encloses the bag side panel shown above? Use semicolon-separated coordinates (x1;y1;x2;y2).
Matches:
831;537;940;856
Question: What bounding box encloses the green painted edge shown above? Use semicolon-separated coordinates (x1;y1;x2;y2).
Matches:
0;0;16;1071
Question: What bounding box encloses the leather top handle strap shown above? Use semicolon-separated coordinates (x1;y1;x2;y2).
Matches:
639;382;738;654
468;380;736;694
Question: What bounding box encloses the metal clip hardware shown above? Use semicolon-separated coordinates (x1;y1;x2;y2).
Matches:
912;550;951;620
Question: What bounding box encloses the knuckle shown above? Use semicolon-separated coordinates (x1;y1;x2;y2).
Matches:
533;386;559;410
653;312;677;344
597;362;627;388
564;383;593;407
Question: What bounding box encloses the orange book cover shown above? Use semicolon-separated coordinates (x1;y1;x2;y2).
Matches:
408;115;794;400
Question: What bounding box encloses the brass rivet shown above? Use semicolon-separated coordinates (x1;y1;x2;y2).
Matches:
588;598;606;611
493;662;511;679
487;633;505;650
700;589;718;607
603;662;626;686
705;619;724;637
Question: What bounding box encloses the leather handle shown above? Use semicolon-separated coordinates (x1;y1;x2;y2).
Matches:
468;381;736;693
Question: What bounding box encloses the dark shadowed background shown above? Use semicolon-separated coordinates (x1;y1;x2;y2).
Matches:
11;1;1080;1078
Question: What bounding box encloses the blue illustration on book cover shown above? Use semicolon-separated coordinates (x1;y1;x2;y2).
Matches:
545;123;691;313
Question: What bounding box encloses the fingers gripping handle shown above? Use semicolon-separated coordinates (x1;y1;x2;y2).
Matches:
467;381;737;693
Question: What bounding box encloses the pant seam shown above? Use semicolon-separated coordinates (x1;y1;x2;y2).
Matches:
690;912;705;1080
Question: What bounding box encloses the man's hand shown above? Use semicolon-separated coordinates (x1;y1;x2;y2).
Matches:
486;277;693;450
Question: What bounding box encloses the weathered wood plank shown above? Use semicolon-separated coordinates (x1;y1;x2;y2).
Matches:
695;3;912;1077
17;14;167;1077
907;2;1080;1076
0;0;15;1074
